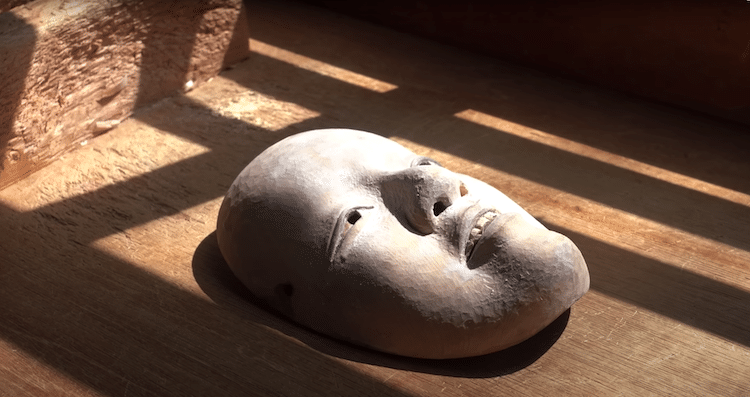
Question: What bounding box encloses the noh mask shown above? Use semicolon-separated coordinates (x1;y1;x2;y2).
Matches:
217;129;589;359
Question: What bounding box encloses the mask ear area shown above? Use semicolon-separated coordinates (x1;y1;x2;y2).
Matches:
411;156;442;168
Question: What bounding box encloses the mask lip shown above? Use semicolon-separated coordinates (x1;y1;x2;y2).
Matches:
459;204;497;261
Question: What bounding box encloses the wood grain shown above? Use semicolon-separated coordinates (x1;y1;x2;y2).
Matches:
1;0;749;395
304;0;750;127
0;0;250;190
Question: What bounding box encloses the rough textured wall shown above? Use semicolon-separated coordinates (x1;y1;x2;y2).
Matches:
0;0;250;189
0;0;33;14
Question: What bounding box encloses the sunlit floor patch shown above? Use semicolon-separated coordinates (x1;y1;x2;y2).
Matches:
455;109;750;207
389;135;750;294
90;197;224;299
250;38;398;93
0;118;212;213
187;78;321;131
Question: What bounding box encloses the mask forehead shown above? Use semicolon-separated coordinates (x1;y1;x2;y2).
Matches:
248;129;417;217
248;129;420;220
280;128;417;173
219;129;419;273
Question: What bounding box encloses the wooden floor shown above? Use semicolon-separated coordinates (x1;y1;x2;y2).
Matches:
2;1;750;395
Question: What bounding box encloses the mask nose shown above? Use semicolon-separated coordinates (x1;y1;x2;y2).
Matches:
380;166;467;234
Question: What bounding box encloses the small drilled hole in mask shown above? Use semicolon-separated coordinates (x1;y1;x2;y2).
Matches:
276;283;294;298
347;211;361;224
459;183;468;197
433;201;448;216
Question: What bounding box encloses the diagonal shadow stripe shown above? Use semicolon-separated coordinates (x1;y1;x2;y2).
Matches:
25;97;340;245
32;93;750;351
549;223;750;348
206;51;750;253
438;118;750;253
246;0;750;196
0;201;415;397
4;2;748;392
15;33;750;353
3;65;749;395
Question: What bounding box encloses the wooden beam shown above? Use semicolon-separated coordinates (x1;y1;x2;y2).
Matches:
0;0;250;189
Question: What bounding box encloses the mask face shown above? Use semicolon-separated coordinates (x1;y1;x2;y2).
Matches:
217;129;590;359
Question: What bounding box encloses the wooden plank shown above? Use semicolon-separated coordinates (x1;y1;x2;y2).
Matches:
1;0;749;395
303;0;750;128
0;0;250;190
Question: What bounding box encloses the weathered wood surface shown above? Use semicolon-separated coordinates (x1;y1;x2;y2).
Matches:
0;0;32;14
0;0;250;190
305;0;750;128
1;0;749;395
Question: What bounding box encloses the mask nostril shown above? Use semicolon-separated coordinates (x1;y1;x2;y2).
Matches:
433;201;448;217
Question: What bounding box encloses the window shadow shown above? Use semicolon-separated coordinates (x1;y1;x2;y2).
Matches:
3;0;750;395
252;0;750;196
115;40;750;350
0;2;412;395
218;51;750;254
551;223;750;348
0;202;414;396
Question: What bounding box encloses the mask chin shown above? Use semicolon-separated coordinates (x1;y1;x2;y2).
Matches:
469;212;590;312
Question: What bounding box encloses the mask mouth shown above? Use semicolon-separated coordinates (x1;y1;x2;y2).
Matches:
463;209;500;261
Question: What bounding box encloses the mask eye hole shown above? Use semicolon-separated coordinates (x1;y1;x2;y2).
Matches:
412;157;441;167
329;206;373;263
347;210;362;225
